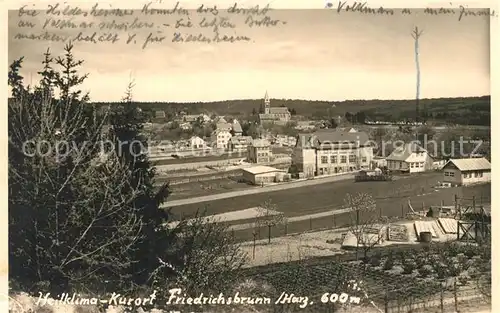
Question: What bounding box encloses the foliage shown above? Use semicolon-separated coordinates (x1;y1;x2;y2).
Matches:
8;44;141;294
344;193;385;260
8;44;247;301
93;95;491;126
255;199;287;243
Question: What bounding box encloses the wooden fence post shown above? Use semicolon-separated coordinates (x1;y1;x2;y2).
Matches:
440;285;444;313
309;217;312;230
284;222;288;235
453;280;458;312
252;232;257;259
384;290;389;313
401;204;404;218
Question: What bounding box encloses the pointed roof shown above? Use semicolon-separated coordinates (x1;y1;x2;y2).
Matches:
443;158;491;172
264;90;269;102
232;119;243;133
386;142;427;161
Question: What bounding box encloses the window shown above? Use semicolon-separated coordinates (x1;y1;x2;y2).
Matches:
475;172;479;177
420;162;424;168
479;172;483;177
445;172;449;176
331;155;338;163
449;172;455;177
411;163;415;168
349;155;356;163
362;157;367;163
321;156;328;164
341;155;347;163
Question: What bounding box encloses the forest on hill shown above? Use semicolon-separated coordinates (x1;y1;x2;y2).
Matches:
92;95;491;126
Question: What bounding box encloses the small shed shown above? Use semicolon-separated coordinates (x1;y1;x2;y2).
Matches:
241;166;287;185
442;158;491;186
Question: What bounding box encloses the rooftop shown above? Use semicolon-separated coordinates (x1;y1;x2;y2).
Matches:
296;130;370;149
386;142;427;161
242;165;286;175
251;139;271;147
444;157;491;172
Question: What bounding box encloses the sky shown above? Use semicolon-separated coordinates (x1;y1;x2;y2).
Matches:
7;3;492;102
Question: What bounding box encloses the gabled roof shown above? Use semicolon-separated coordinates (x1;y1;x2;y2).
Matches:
216;122;232;130
386;142;427;161
269;107;290;114
296;130;370;149
443;158;491;172
251;139;270;148
229;136;253;144
232;120;243;133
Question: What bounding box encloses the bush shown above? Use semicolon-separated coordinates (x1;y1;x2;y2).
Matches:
383;252;394;270
418;265;432;278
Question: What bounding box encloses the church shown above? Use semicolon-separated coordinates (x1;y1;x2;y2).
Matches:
258;91;291;125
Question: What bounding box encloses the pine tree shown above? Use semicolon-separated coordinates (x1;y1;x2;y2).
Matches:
108;76;173;287
8;44;144;294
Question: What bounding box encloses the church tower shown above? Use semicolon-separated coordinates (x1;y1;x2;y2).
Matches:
264;90;270;114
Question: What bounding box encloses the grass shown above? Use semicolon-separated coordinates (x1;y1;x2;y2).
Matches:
168;177;256;200
166;172;490;218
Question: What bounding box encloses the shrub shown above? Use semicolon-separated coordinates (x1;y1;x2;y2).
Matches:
383;253;394;270
418;265;432;278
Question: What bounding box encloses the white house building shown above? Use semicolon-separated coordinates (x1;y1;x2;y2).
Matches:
291;129;373;177
187;136;206;149
241;165;287;185
212;129;232;150
441;158;491;186
386;142;433;173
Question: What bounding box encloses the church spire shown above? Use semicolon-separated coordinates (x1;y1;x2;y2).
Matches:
264;90;270;114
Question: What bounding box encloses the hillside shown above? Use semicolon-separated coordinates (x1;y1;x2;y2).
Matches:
92;95;491;126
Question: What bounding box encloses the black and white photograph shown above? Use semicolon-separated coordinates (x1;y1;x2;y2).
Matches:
5;0;496;312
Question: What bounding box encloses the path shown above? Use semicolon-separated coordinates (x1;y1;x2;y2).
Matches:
160;173;355;208
228;207;352;231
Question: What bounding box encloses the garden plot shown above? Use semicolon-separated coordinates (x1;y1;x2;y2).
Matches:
341;226;387;249
387;224;409;242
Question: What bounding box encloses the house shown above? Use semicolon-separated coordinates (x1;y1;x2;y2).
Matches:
441;158;491;186
216;120;232;132
386;142;433;173
187;136;206;149
258;91;291;125
154;110;166;119
182;115;198;123
229;136;253;152
294;121;316;131
292;129;373;177
179;123;192;131
241;166;287;185
212;129;232;149
247;139;272;164
232;119;243;136
372;157;387;169
336;127;358;133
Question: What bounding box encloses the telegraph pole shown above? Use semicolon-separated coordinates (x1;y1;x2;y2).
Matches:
412;27;424;124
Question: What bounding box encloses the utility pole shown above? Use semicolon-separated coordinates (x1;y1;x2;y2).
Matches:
412;27;424;124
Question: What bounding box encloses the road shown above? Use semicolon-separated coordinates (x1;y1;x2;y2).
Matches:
161;173;354;208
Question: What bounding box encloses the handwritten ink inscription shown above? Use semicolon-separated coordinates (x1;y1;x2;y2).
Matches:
12;2;288;48
325;1;497;21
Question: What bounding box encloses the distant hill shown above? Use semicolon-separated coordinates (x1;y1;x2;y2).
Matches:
92;95;490;126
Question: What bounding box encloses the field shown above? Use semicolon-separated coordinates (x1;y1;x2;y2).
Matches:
166;172;490;218
168;177;258;200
